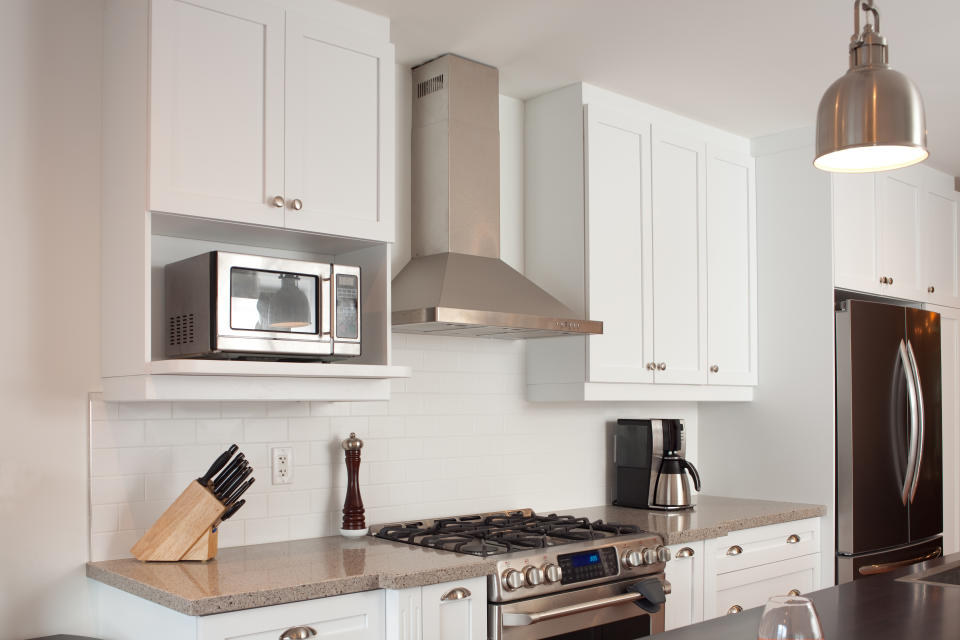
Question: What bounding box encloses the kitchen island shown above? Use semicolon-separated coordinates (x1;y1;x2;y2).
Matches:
658;552;960;639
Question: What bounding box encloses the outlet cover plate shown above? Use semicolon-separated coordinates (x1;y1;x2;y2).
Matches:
271;447;293;485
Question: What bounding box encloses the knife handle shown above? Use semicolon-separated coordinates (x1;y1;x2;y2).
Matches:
220;499;246;522
225;477;255;506
212;453;245;493
218;466;251;502
199;444;238;486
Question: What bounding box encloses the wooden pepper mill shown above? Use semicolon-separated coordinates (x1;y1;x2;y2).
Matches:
339;432;367;537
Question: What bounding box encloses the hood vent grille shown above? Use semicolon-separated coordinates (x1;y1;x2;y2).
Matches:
416;74;445;99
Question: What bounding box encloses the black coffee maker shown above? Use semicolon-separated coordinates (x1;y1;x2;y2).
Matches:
614;418;701;510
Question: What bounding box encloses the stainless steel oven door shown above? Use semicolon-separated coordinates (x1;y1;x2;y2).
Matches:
489;577;667;640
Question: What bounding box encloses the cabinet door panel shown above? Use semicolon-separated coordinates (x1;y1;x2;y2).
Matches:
706;149;757;385
584;105;654;383
421;577;486;640
150;0;284;225
832;173;879;293
665;542;704;630
920;188;960;306
285;14;393;241
877;170;922;298
652;128;707;384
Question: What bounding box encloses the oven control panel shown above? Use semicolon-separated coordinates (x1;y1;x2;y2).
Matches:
558;547;619;584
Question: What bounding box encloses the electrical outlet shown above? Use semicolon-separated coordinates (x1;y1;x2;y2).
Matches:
271;447;293;485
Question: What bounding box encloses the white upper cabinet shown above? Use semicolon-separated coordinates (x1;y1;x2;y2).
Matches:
150;0;285;226
524;84;756;402
833;164;960;307
706;148;758;386
583;105;654;384
149;0;394;242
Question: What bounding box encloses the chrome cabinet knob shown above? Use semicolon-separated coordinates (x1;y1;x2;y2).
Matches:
502;569;524;591
788;589;801;596
646;362;656;371
271;195;285;208
929;286;936;293
880;276;886;284
889;276;894;284
642;547;658;565
523;565;543;587
710;364;719;373
280;626;317;640
543;563;562;583
727;605;743;615
657;362;667;371
621;549;643;568
289;198;303;211
656;545;671;562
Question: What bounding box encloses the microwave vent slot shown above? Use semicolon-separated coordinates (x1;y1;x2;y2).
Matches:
169;313;196;346
416;73;444;99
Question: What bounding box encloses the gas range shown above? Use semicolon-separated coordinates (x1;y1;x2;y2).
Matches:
372;509;671;604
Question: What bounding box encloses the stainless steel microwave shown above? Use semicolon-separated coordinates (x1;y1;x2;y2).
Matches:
164;251;360;361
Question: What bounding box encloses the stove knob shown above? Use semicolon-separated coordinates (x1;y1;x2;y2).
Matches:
657;546;671;563
524;566;543;587
642;548;658;565
621;549;643;568
502;569;524;592
543;563;562;583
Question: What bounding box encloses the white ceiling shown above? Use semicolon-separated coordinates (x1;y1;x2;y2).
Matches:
342;0;960;177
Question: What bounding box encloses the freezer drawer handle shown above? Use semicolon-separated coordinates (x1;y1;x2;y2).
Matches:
726;545;743;556
858;547;942;576
501;582;672;627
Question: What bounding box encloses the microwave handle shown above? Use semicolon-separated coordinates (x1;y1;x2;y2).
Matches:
321;276;332;337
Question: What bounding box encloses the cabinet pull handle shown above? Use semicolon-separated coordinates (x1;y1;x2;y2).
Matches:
290;198;303;211
657;362;667;371
676;547;695;558
709;365;719;373
929;286;935;293
726;545;743;556
880;276;887;284
280;626;317;640
441;587;472;601
646;362;657;371
727;605;743;615
786;534;800;544
788;589;801;596
271;195;285;208
889;276;894;285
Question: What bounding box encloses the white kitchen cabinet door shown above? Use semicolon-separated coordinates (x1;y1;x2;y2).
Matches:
919;183;960;307
664;542;704;630
877;168;923;299
150;0;285;226
930;304;960;556
284;12;395;242
706;148;758;386
421;577;487;640
198;590;385;640
651;127;708;384
583;104;654;383
832;173;880;294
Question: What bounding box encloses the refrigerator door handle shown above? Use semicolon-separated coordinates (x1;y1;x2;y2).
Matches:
899;339;920;507
905;339;925;503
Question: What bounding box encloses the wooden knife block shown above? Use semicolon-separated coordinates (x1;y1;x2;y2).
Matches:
131;481;225;562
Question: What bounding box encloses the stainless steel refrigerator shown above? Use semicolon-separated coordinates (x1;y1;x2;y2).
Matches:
835;299;943;583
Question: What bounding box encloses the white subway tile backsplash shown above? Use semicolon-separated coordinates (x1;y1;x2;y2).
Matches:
89;336;699;561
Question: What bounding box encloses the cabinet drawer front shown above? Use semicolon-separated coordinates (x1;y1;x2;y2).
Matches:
714;554;818;618
714;519;819;574
198;590;384;640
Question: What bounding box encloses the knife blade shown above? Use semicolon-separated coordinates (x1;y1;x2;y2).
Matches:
212;453;245;492
220;499;246;522
224;477;255;506
217;465;251;502
198;444;238;487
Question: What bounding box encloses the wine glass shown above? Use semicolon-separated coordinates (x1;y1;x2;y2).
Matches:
757;595;824;640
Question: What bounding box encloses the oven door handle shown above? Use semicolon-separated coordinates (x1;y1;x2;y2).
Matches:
501;583;671;627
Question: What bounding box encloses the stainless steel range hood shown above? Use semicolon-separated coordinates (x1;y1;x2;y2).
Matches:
392;54;602;339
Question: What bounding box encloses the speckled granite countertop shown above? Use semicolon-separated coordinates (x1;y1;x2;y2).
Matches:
86;495;825;616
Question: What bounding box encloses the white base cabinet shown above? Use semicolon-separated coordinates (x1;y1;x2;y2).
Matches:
664;541;704;631
385;576;487;640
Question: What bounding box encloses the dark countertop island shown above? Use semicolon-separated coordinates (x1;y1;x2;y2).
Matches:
660;552;960;639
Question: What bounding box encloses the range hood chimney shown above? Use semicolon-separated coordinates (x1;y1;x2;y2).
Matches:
391;54;603;339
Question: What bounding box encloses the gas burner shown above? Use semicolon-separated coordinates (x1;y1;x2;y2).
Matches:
372;509;648;557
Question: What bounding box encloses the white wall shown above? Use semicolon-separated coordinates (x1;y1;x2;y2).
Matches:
0;1;103;636
697;128;837;584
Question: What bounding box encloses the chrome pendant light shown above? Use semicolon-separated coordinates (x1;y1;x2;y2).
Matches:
814;0;927;172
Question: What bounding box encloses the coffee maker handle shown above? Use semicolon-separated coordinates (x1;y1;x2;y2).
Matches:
682;459;702;492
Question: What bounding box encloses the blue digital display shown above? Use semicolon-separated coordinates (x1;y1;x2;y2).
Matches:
570;552;600;568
